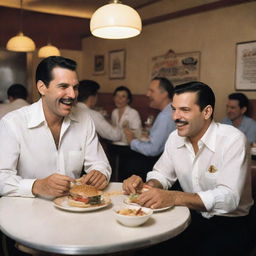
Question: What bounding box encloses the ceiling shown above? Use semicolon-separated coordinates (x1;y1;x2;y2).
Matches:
0;0;162;18
1;0;234;19
0;0;251;50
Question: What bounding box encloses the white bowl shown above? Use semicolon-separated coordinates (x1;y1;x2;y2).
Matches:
113;205;153;227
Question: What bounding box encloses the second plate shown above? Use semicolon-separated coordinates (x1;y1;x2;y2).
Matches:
123;198;173;213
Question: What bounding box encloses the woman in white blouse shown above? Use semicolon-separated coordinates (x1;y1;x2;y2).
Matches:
111;86;142;144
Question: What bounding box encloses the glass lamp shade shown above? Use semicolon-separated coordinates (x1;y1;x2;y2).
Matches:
90;2;142;39
6;32;36;52
38;44;61;58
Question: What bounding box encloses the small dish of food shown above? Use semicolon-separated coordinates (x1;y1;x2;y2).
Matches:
113;205;153;227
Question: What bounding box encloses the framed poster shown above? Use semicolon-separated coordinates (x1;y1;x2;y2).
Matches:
151;50;200;85
94;55;105;75
235;40;256;90
109;49;125;79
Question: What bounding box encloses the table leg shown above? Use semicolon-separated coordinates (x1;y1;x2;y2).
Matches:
1;233;9;256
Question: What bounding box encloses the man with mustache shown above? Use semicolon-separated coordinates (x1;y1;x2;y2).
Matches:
123;81;253;255
0;56;111;198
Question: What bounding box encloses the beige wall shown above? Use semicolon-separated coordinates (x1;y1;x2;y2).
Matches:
81;2;256;121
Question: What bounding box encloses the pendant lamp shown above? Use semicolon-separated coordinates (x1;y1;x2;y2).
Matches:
7;32;35;52
90;0;142;39
6;0;35;52
38;43;61;58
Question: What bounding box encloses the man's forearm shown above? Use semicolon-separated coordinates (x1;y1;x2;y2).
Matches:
174;191;206;211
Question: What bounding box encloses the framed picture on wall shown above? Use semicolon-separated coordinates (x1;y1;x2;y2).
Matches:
235;40;256;90
109;49;126;79
151;50;200;86
94;55;105;75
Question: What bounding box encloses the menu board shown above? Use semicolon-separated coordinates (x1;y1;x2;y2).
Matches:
151;50;200;85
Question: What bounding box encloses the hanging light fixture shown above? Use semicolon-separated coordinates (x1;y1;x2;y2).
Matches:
38;43;61;58
90;0;142;39
6;0;35;52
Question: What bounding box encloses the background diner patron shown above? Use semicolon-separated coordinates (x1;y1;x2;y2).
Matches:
0;83;29;119
111;86;142;145
221;92;256;145
123;77;176;180
77;79;122;142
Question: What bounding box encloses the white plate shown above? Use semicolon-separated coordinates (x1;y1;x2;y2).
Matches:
123;198;173;213
53;196;111;212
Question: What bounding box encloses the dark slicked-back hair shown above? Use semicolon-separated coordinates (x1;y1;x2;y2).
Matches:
228;93;249;115
152;77;174;99
7;83;28;100
78;80;100;102
35;56;77;86
174;81;215;118
113;86;133;104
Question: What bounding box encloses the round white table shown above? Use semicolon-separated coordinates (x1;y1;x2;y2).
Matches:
0;182;190;255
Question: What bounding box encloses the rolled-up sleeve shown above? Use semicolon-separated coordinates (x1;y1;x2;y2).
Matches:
197;133;248;215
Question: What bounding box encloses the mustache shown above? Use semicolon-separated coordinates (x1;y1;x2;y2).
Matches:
59;97;75;104
175;119;189;125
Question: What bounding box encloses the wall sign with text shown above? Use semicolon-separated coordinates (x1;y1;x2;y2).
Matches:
151;50;200;85
235;40;256;90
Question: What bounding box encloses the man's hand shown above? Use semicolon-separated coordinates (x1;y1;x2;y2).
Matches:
123;175;144;195
137;189;206;211
32;173;74;197
124;128;135;144
137;188;176;209
80;170;108;190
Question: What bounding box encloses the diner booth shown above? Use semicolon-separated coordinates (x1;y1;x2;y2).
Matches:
1;0;256;255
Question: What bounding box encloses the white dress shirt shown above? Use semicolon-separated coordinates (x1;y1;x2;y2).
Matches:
0;98;29;119
0;99;111;197
77;103;122;141
147;121;253;218
111;105;142;144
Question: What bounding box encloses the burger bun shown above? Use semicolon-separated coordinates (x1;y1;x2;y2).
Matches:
67;197;92;208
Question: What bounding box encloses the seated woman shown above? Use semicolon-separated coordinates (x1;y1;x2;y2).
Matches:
111;86;142;145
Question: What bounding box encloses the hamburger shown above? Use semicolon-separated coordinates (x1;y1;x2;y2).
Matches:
68;184;103;208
